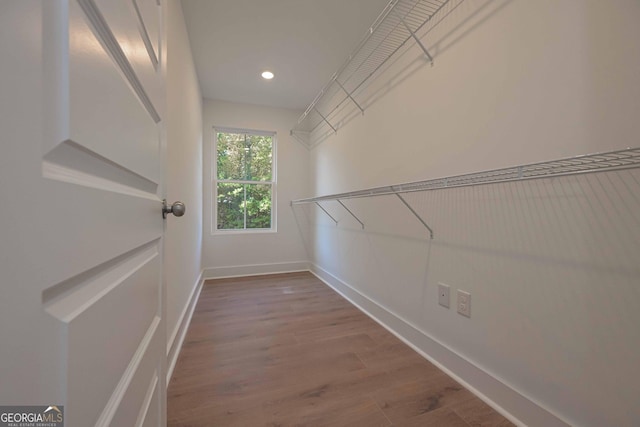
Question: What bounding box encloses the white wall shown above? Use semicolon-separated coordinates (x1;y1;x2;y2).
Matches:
165;0;203;375
305;1;640;426
202;99;310;277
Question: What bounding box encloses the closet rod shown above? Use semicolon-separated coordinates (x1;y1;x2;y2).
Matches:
291;147;640;205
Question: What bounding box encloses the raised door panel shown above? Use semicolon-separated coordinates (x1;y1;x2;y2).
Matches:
46;245;161;426
69;0;160;184
93;0;164;113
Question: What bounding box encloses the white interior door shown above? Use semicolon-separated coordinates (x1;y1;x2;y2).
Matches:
1;1;168;425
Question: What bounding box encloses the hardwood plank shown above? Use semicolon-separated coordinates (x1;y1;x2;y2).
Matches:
167;272;513;426
372;373;475;423
264;395;391;427
453;396;515;427
397;407;471;427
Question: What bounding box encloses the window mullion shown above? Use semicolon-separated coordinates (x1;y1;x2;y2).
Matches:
243;184;247;229
218;179;274;185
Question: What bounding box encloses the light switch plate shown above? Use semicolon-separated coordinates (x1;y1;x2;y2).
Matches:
438;283;450;308
457;290;471;318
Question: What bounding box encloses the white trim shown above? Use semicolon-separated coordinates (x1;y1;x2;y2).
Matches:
216;179;275;185
309;263;571;427
214;125;276;138
203;261;309;280
211;228;277;236
166;270;204;385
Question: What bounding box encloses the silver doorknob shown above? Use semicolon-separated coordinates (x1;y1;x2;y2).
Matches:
163;199;186;218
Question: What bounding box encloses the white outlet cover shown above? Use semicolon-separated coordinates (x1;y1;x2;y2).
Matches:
438;283;450;308
457;290;471;317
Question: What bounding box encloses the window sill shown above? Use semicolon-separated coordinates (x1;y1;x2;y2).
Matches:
211;228;277;236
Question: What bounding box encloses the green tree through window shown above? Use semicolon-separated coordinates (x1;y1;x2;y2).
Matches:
215;130;274;230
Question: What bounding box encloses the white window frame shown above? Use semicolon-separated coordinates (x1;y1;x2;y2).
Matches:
212;127;277;234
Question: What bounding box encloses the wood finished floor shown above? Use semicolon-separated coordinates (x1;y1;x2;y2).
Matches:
167;272;514;427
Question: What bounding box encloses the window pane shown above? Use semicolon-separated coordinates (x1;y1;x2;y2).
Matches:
246;184;272;229
217;132;272;182
217;183;244;229
246;134;272;181
216;132;246;180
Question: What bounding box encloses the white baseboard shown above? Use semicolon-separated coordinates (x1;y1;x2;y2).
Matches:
309;263;570;427
166;270;204;385
203;261;309;280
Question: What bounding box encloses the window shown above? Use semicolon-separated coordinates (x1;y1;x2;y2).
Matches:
214;128;276;231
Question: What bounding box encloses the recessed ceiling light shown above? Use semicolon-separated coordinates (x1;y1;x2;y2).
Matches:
261;70;274;80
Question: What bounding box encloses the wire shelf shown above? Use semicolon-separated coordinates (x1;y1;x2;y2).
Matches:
291;148;640;239
291;0;450;148
292;148;640;204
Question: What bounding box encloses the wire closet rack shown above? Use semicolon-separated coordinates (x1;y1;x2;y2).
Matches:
290;0;451;148
291;147;640;239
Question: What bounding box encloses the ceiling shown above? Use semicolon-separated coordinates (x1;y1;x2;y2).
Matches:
180;0;390;111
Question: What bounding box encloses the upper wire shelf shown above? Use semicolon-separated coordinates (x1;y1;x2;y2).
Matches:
291;147;640;239
291;0;450;148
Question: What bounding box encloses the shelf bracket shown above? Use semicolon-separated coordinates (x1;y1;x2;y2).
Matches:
335;79;365;115
395;193;434;239
396;12;433;64
313;107;337;134
337;199;364;229
315;202;338;225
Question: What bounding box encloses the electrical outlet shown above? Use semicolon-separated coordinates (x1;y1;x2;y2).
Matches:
457;290;471;318
438;283;450;308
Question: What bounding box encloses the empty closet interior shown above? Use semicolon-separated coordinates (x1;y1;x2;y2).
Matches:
182;1;640;426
